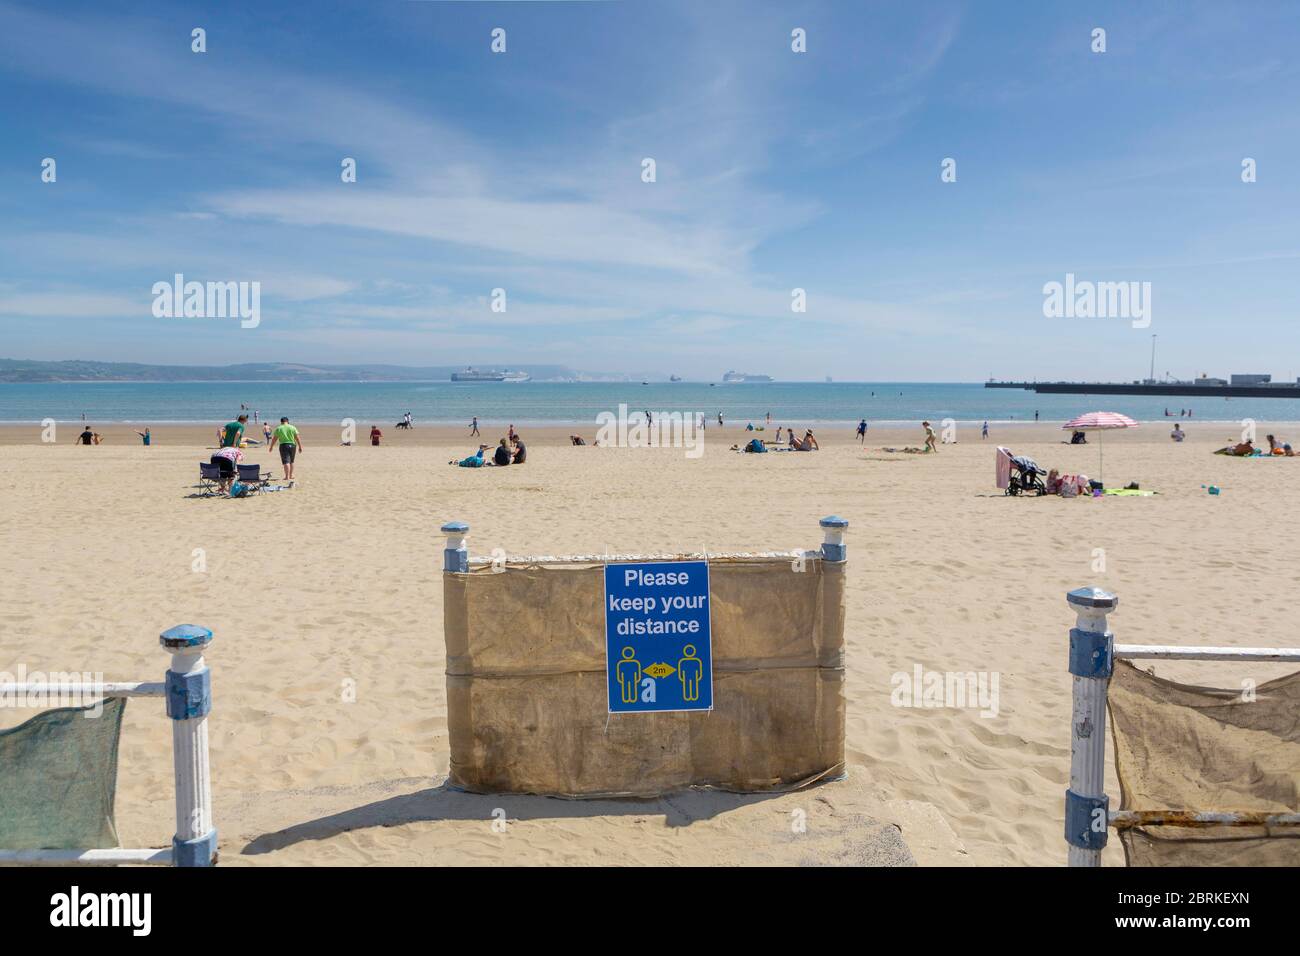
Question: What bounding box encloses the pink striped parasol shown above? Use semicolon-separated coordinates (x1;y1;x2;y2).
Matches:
1063;412;1138;431
1062;411;1137;484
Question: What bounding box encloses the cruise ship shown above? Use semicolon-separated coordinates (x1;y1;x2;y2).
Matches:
721;370;773;383
450;367;532;383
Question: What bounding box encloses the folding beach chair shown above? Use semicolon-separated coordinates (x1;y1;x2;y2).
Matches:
237;463;270;493
197;462;223;496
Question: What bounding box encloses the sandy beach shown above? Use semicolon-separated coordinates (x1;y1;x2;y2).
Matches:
3;419;1297;866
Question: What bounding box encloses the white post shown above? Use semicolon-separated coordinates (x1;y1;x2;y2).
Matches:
1064;587;1116;867
161;624;216;867
442;520;469;573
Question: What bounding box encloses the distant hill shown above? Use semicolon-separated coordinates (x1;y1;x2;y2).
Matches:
0;359;624;383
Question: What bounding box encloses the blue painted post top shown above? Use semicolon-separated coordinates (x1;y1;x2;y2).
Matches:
819;515;848;563
1066;587;1118;611
160;624;213;650
443;520;470;573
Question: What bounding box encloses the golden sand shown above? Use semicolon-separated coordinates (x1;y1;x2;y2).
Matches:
2;420;1296;865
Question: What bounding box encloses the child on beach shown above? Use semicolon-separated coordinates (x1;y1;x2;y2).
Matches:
923;421;938;452
370;425;382;446
136;428;151;446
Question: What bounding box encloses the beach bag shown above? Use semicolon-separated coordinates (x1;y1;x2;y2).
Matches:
228;481;251;498
1060;475;1078;498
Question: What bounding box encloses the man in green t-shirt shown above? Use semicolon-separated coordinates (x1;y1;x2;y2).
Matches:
267;416;304;481
222;415;248;448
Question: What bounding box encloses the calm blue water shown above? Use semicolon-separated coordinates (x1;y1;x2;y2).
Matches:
2;381;1298;426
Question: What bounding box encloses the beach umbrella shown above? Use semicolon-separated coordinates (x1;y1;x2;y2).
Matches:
1062;411;1137;485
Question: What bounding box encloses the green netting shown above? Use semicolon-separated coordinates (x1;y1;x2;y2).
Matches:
0;697;125;850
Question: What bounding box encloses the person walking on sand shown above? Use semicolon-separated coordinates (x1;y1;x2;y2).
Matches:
268;416;303;482
263;421;273;446
981;421;989;440
856;419;867;443
922;420;938;453
470;416;480;437
717;412;723;427
1034;410;1039;422
370;425;383;446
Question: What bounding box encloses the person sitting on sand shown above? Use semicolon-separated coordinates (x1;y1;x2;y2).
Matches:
1267;434;1283;454
1171;424;1185;442
570;435;585;445
922;421;937;453
511;437;527;464
79;427;94;446
136;427;151;446
92;432;103;445
493;438;512;466
370;425;382;446
1045;468;1062;495
801;429;819;450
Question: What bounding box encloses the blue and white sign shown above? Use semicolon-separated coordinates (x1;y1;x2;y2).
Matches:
604;560;713;713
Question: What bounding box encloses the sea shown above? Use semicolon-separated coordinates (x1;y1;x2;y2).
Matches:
2;381;1298;427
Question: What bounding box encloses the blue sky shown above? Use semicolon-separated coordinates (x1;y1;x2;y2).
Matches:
2;0;1299;380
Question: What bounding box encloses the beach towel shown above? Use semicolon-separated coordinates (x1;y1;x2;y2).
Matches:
1108;660;1300;865
1102;488;1156;496
0;698;126;850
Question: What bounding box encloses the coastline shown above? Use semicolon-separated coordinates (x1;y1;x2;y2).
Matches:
0;420;1277;447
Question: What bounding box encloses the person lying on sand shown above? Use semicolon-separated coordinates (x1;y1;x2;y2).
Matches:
570;435;586;445
1214;440;1256;456
450;444;489;467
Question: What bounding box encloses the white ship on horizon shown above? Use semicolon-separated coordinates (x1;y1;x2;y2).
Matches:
721;370;773;383
450;367;532;382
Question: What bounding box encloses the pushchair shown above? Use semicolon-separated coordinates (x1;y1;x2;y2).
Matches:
997;446;1047;496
